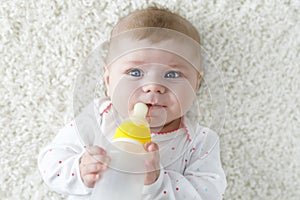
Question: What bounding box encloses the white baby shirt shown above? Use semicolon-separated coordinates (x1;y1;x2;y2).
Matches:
38;99;227;199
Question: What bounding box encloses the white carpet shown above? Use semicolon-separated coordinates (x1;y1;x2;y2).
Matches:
1;0;300;199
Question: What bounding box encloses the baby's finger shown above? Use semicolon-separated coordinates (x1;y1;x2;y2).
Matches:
80;153;99;165
81;163;107;176
83;173;101;188
81;153;110;165
144;142;159;152
144;142;150;150
149;142;159;152
145;143;159;161
145;159;157;171
88;146;107;156
92;154;111;165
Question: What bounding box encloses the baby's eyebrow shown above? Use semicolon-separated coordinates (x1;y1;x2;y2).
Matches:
123;60;190;70
124;60;145;66
169;64;182;69
168;63;193;71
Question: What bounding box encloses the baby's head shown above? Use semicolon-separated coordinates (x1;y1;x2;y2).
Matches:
104;7;202;131
110;7;200;43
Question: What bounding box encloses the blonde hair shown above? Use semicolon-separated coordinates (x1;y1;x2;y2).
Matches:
111;7;200;44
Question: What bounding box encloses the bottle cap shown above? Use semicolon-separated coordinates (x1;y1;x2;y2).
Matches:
113;103;151;145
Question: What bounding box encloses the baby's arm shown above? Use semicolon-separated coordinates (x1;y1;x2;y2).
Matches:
38;121;97;196
142;130;227;200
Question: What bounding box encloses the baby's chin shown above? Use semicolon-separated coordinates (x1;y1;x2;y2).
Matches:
149;118;182;132
147;116;165;128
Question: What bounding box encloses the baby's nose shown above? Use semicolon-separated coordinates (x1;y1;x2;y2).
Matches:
142;83;166;94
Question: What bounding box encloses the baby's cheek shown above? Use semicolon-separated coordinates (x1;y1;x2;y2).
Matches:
110;78;141;117
171;83;196;115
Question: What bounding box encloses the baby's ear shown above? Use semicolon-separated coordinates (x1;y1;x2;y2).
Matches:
104;66;110;96
195;72;203;90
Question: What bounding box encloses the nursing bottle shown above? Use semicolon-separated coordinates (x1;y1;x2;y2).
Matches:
91;102;151;200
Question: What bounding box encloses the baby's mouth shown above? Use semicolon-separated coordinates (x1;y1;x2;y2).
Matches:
146;103;165;109
144;103;168;126
146;103;166;112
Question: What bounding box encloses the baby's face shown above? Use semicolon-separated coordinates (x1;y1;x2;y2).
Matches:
105;44;200;131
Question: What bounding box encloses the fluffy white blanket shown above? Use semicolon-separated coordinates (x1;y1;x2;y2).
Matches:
1;0;299;199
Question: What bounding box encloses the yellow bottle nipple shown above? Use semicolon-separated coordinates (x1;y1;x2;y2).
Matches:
113;103;151;146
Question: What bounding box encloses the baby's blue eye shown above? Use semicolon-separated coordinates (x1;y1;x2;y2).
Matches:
164;71;181;78
128;69;143;77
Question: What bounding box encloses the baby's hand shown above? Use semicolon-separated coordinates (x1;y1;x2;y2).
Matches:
79;146;110;188
144;142;160;185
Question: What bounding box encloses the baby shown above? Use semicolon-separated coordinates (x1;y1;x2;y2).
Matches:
38;7;227;199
